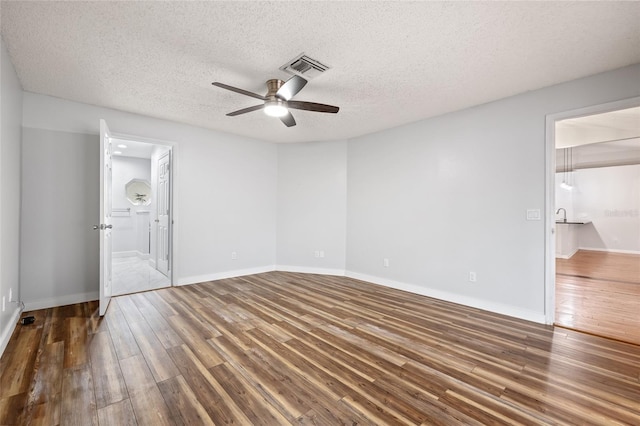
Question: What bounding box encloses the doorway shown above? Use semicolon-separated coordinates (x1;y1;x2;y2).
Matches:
110;137;173;296
545;98;640;344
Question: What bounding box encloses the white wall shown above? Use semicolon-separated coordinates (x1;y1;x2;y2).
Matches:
346;64;640;323
276;141;347;274
555;173;575;220
112;156;151;255
0;36;23;356
574;164;640;253
21;92;278;308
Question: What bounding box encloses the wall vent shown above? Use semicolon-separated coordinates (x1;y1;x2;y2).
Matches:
280;53;330;80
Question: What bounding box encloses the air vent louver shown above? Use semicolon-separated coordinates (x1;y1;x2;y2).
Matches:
280;53;330;80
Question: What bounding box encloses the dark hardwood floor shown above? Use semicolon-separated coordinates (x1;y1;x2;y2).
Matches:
556;250;640;345
2;271;640;425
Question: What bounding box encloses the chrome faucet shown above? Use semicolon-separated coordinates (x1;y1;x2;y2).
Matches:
556;208;567;223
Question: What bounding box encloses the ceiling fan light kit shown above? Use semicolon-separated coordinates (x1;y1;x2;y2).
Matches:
264;100;288;117
212;74;339;127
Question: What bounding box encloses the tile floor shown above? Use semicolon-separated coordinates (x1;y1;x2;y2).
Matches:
112;255;170;296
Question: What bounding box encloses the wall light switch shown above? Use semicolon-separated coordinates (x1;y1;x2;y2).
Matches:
383;258;389;268
526;209;541;221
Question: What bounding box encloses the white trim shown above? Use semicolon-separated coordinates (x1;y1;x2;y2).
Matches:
276;265;346;276
555;248;579;260
138;251;150;260
176;265;276;286
24;291;99;312
579;247;640;256
0;307;21;359
113;251;150;259
544;96;640;325
346;271;546;324
183;266;545;323
112;250;138;258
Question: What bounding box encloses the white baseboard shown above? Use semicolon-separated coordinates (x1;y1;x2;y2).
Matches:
137;251;150;260
177;266;545;324
276;265;346;276
344;271;546;324
24;291;99;312
579;247;640;255
176;265;276;286
112;250;137;258
556;247;579;259
113;250;150;259
149;259;157;268
0;307;22;359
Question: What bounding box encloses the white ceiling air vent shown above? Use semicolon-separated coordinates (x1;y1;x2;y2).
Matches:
280;53;330;80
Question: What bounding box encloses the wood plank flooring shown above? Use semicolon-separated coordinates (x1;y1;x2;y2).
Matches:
2;271;640;425
556;250;640;345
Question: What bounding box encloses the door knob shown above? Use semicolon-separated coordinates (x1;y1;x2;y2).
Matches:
155;219;160;223
92;224;113;230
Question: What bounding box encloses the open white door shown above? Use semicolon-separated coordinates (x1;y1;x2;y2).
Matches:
97;119;113;316
156;151;171;276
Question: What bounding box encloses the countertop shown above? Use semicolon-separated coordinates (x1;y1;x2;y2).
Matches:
555;220;591;225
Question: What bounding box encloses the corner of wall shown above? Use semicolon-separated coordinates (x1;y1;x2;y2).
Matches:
0;307;21;358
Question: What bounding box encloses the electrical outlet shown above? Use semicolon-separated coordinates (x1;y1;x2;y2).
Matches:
231;251;238;260
2;296;5;312
314;251;320;258
469;271;477;282
319;251;325;258
383;258;389;268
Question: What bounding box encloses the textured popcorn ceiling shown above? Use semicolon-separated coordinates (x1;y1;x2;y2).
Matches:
2;1;639;143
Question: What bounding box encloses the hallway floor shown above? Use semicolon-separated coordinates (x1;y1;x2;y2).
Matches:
112;256;170;296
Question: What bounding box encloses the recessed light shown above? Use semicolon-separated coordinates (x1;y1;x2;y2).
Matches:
114;151;123;155
117;144;127;148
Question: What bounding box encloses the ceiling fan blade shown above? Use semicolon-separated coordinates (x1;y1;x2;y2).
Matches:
212;82;267;101
227;104;264;116
286;100;339;114
280;111;296;127
276;75;308;101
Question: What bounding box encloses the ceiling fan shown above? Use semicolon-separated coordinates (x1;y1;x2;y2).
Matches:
212;75;339;127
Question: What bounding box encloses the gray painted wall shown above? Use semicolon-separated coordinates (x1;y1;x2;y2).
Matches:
9;52;640;336
0;37;23;355
21;128;100;306
346;64;640;321
277;140;347;273
21;93;278;309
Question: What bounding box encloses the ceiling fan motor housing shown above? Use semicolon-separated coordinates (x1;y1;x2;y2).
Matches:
266;79;285;98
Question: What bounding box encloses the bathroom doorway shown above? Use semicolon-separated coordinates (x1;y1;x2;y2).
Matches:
546;99;640;344
110;137;173;296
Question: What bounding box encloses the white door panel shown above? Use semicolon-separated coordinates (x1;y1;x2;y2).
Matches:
98;119;113;316
156;152;171;276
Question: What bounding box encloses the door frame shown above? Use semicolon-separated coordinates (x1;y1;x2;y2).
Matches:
108;130;178;288
544;96;640;324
